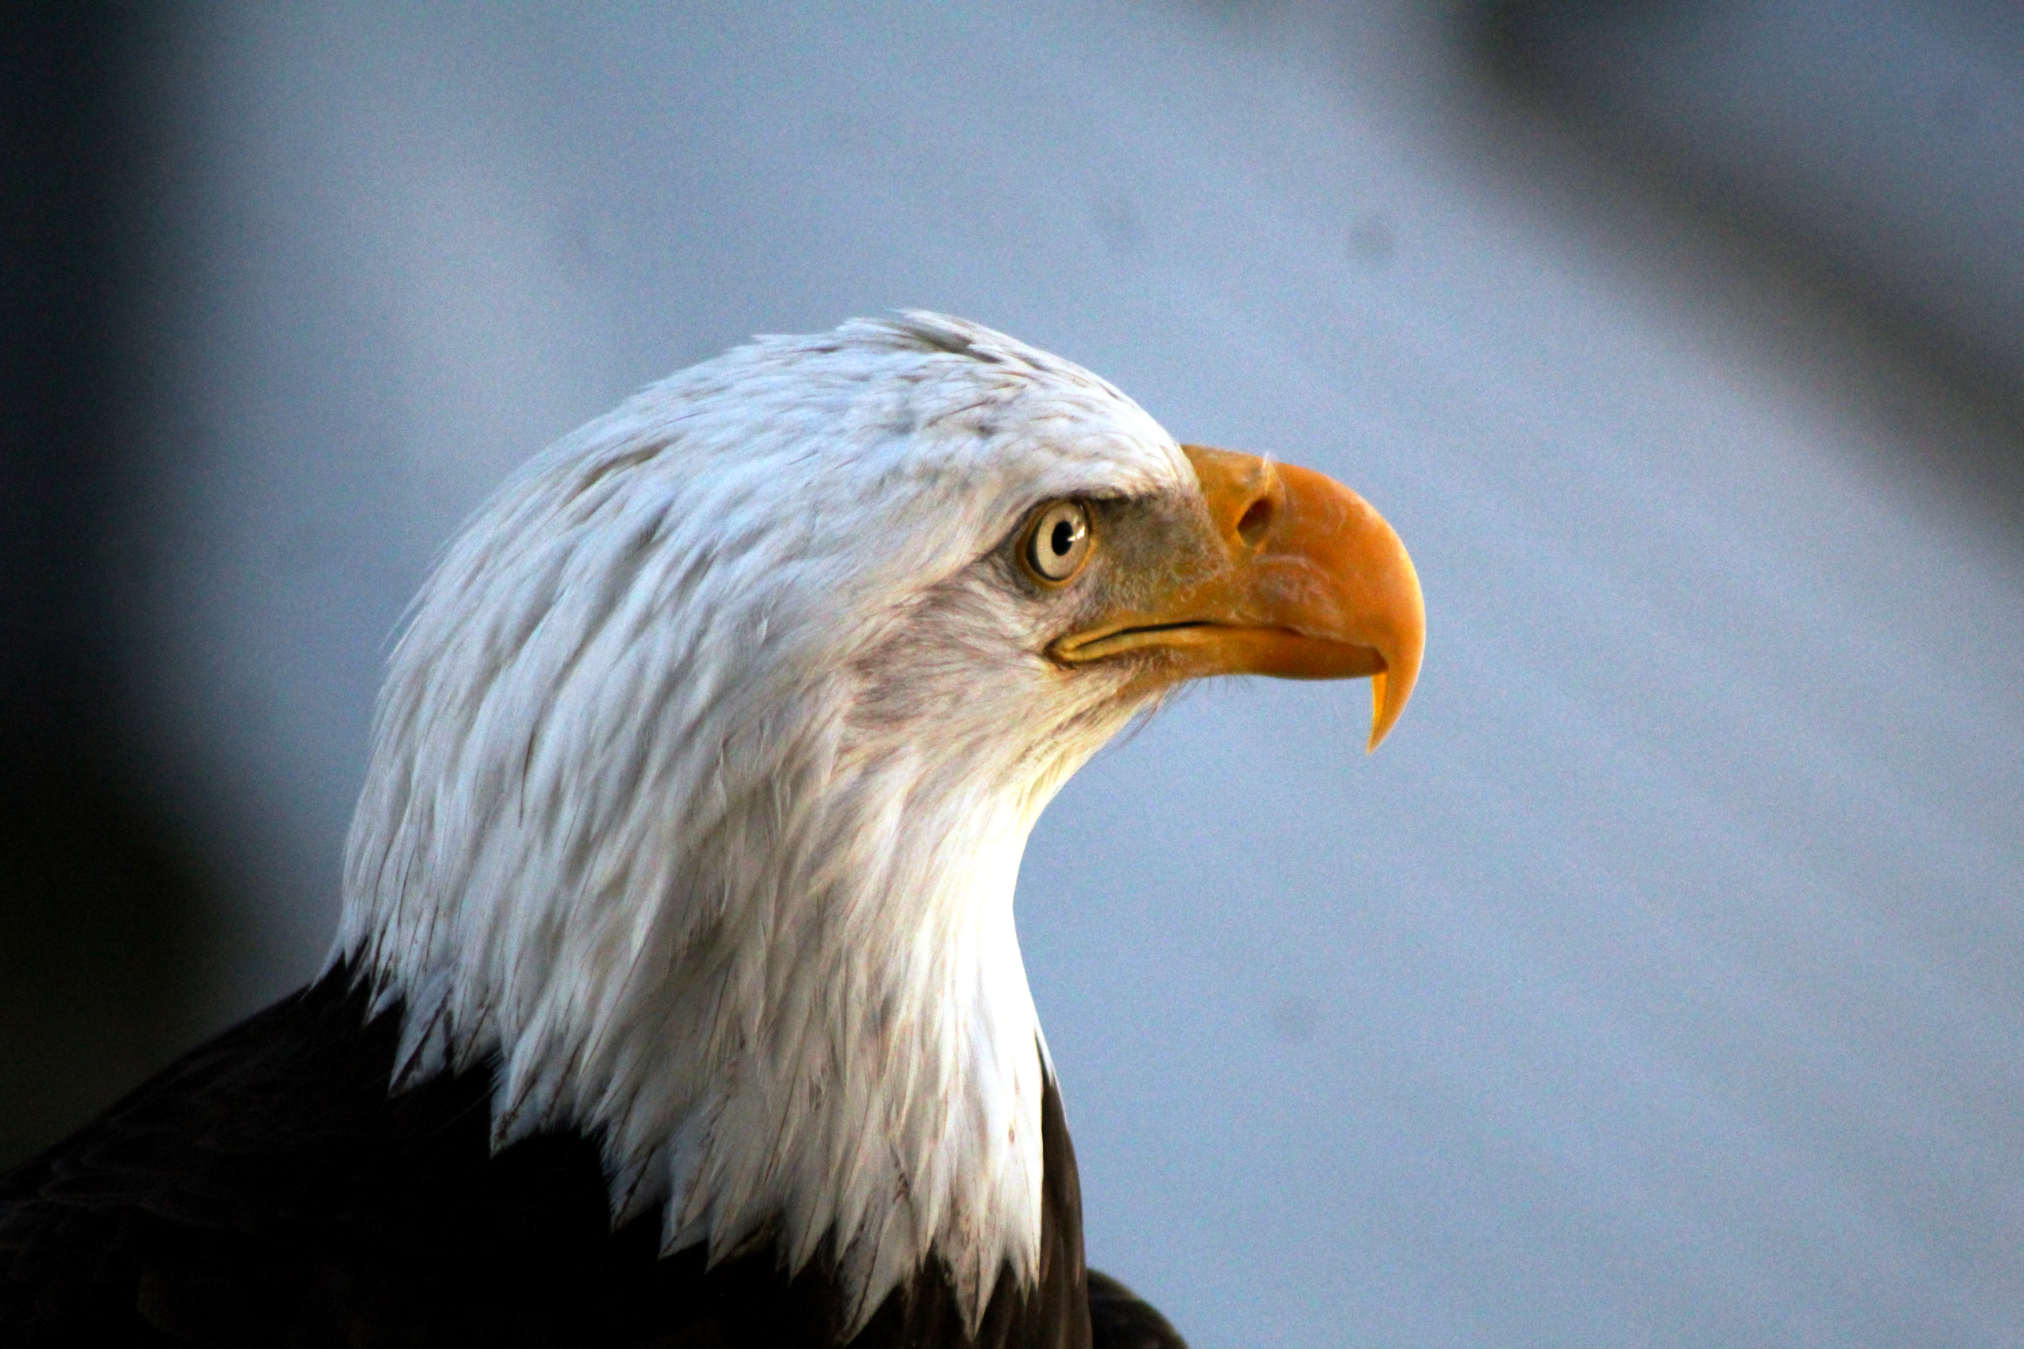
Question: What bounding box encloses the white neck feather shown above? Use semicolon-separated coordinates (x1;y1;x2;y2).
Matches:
331;315;1184;1333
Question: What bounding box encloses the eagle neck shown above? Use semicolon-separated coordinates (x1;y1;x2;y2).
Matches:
342;693;1067;1337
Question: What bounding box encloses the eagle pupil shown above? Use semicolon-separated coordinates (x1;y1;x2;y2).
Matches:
1051;521;1074;556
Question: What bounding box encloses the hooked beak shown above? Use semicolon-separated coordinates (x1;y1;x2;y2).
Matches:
1051;445;1424;750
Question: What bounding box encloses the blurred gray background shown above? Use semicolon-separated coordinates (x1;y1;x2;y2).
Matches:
5;2;2022;1345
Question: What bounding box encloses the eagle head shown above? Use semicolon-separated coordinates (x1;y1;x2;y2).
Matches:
334;313;1422;1329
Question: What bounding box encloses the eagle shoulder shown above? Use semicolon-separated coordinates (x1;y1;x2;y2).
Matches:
0;969;1158;1349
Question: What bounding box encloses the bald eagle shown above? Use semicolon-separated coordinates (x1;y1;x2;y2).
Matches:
0;315;1422;1347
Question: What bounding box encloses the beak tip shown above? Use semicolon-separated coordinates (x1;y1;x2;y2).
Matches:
1363;619;1423;754
1365;672;1392;753
1351;489;1423;757
1365;705;1404;754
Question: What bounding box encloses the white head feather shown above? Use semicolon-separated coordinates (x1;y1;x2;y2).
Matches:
333;313;1192;1330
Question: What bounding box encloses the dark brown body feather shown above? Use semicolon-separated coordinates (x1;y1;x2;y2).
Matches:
0;970;1184;1349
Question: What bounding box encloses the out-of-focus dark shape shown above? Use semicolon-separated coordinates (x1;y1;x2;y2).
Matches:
0;2;207;1164
0;777;205;1166
1482;0;2024;436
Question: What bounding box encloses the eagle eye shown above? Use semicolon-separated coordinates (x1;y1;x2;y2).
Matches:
1024;501;1093;583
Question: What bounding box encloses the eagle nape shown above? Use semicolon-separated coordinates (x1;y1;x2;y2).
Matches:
0;313;1423;1349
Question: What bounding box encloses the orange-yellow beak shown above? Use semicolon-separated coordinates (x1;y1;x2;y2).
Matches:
1051;445;1424;750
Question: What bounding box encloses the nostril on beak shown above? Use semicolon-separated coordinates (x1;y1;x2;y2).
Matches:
1236;494;1275;546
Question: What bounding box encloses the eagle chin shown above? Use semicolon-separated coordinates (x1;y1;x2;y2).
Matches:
1;314;1422;1348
